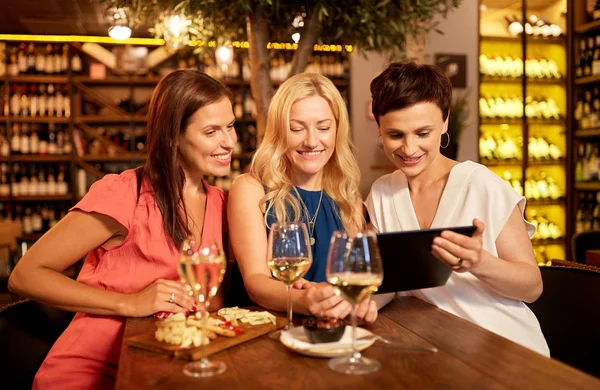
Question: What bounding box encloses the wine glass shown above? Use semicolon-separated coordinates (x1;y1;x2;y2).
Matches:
267;222;313;331
326;230;384;375
177;239;227;377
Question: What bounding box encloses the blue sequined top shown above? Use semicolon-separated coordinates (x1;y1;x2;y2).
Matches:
266;187;343;283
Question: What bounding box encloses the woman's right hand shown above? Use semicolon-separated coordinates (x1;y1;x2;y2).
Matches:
301;282;353;319
121;279;197;317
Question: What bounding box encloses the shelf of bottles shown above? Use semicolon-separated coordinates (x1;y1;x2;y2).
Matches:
0;40;80;242
572;0;600;240
0;37;352;244
479;0;568;264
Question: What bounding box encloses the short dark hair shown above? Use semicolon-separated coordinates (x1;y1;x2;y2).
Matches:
370;61;452;124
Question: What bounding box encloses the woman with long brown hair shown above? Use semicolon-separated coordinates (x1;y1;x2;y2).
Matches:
9;70;237;388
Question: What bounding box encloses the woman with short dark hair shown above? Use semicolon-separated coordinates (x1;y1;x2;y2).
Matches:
9;69;237;388
366;62;549;356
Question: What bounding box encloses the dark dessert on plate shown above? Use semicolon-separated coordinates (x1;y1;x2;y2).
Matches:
303;317;346;344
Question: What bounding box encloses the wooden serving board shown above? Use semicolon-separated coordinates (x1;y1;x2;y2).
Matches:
126;312;287;361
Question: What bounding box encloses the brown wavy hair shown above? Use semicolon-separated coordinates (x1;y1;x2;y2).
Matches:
143;70;232;249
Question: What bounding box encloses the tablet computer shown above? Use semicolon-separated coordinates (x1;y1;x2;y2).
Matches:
375;225;476;294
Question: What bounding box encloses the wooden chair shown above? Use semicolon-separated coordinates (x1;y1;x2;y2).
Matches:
0;299;75;389
527;264;600;378
571;230;600;264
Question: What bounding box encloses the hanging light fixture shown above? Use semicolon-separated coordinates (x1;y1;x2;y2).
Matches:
107;7;132;41
215;45;234;71
290;8;306;44
163;12;190;50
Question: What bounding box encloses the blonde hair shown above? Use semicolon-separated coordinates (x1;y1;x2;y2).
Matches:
250;73;363;233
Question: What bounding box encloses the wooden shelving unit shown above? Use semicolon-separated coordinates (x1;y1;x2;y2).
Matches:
479;1;570;263
0;116;69;123
528;198;566;206
480;35;565;44
6;75;68;83
569;0;600;258
575;128;600;138
574;182;600;191
0;195;72;202
480;118;565;126
8;155;72;162
80;153;146;162
480;76;566;85
574;74;600;85
0;38;352;249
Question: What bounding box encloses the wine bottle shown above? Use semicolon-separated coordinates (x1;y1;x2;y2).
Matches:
585;37;595;76
594;0;600;20
10;124;20;155
26;43;36;74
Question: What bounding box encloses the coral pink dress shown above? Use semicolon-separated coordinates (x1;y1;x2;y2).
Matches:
33;169;227;389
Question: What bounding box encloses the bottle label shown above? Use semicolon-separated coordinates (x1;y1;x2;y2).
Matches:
39;140;48;154
32;215;43;232
23;216;33;234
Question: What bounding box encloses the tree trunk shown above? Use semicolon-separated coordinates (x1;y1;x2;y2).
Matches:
288;6;322;77
247;6;273;144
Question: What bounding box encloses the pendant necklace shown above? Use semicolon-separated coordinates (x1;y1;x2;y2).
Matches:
293;187;323;246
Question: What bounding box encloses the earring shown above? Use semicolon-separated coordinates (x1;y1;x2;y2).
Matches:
441;132;450;149
376;135;384;151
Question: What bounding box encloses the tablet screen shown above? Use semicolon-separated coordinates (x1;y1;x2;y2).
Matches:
375;226;476;294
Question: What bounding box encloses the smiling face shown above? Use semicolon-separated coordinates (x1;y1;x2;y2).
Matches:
379;102;448;178
285;95;337;187
178;97;237;177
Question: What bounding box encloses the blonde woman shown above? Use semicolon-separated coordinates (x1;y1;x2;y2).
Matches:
229;73;384;323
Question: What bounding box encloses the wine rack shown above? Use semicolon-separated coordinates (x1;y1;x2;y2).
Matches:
570;0;600;262
0;38;352;251
479;0;569;264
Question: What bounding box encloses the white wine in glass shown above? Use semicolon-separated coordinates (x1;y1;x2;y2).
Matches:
177;240;227;377
326;231;383;375
267;222;313;331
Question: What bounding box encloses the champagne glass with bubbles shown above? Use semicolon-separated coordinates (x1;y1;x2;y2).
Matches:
177;239;227;377
326;230;383;375
267;222;313;331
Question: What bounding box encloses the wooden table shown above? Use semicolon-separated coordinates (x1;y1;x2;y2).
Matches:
116;297;600;389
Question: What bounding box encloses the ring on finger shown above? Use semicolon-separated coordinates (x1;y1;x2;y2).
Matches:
168;292;175;303
452;258;464;270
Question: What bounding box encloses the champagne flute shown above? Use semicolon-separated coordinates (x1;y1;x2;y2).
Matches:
326;231;383;375
177;239;227;377
267;222;313;331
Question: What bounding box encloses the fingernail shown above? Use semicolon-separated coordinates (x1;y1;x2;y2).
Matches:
192;306;197;311
185;310;190;316
157;312;164;318
165;312;172;318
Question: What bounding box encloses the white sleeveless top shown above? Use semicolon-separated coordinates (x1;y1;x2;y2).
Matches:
365;160;550;356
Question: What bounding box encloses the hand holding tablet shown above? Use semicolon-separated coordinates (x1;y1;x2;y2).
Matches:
375;226;477;294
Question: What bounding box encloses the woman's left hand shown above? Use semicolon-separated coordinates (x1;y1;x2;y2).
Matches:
431;218;486;272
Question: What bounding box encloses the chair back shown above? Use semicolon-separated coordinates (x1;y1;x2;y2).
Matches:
0;299;75;390
527;265;600;378
571;230;600;264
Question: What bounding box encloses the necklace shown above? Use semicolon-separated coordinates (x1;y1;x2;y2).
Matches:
293;187;323;246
